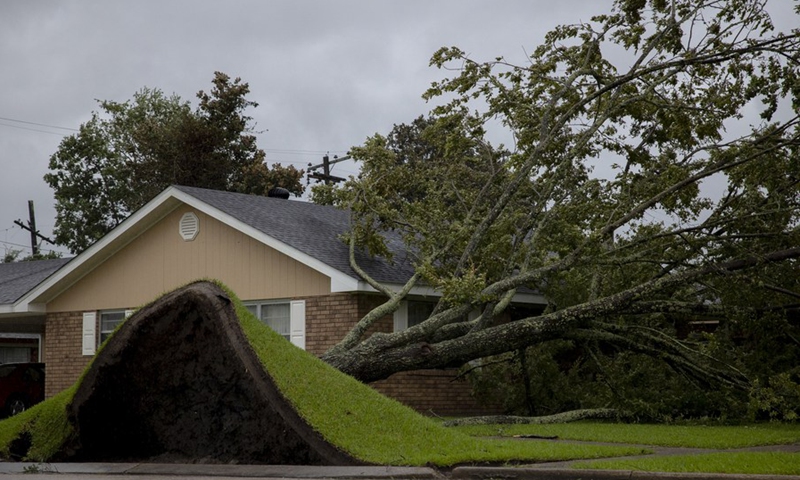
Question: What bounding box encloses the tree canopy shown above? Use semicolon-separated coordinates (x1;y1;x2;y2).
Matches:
46;72;304;253
315;0;800;415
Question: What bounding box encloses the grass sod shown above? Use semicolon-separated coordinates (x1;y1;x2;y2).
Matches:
453;422;800;449
0;310;134;462
230;285;648;466
576;452;800;476
0;386;76;461
0;280;645;465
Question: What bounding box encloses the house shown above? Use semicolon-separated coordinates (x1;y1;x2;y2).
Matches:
1;185;546;415
0;258;70;363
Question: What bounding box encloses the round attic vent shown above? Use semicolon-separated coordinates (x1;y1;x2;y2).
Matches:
179;212;199;241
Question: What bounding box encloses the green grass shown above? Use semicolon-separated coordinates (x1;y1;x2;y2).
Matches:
453;422;800;449
0;280;646;465
577;452;800;475
0;386;77;461
231;286;647;465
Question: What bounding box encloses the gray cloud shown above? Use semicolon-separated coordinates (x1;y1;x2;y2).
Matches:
0;1;794;256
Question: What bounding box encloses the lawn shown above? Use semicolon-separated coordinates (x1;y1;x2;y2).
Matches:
3;280;795;469
0;281;648;466
452;422;800;449
577;452;800;476
454;421;800;475
233;287;649;465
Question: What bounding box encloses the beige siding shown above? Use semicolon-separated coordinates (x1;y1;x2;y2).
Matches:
48;205;331;312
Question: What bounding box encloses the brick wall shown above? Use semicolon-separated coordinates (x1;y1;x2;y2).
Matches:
44;312;92;397
371;370;497;416
43;293;497;415
304;293;496;416
304;293;393;355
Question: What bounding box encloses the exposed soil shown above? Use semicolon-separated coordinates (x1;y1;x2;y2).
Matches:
56;282;361;465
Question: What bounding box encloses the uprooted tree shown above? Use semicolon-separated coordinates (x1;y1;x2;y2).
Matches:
315;0;800;404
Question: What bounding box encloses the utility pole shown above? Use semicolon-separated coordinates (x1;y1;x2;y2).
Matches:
14;201;54;257
307;154;349;185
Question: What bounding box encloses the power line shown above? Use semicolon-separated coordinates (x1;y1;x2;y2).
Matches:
0;115;354;167
262;148;348;156
0;121;70;136
0;239;61;255
307;154;350;184
0;116;79;131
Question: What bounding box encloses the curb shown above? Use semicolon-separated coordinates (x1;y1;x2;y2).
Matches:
0;462;438;478
451;467;800;480
2;463;798;479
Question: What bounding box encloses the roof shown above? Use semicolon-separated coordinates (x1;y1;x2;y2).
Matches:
17;185;544;312
173;185;418;286
0;258;71;305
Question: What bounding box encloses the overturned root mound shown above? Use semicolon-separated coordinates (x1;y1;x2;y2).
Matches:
59;282;360;465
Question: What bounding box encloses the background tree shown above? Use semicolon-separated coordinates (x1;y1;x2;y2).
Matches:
2;249;62;263
315;0;800;417
46;72;304;253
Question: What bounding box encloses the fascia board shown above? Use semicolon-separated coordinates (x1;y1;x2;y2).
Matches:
169;190;360;293
16;188;184;311
357;282;547;305
18;303;47;314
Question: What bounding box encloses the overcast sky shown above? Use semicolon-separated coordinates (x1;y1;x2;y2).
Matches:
0;1;795;258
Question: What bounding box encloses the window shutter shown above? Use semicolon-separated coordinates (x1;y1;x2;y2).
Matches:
290;300;306;350
82;312;97;356
393;301;408;332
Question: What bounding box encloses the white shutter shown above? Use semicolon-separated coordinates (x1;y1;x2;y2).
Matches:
289;300;306;350
82;312;97;356
393;301;408;332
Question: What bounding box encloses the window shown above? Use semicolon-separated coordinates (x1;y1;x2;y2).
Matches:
393;300;480;332
244;300;305;349
407;301;435;328
262;303;291;340
393;300;436;332
100;310;128;344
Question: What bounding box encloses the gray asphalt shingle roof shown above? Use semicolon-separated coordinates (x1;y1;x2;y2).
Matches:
0;257;71;305
175;185;417;285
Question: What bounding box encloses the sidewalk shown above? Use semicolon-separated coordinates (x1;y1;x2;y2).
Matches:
0;443;797;479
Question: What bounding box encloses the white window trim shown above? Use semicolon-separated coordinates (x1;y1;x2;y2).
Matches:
393;301;409;332
244;299;306;350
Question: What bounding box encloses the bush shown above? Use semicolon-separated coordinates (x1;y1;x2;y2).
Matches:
748;370;800;421
467;339;748;422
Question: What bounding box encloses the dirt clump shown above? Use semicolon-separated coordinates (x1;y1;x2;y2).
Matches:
59;282;359;465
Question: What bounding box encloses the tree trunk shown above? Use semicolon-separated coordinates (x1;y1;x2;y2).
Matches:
442;408;627;427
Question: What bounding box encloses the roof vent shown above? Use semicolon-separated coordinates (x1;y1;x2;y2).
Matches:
267;187;290;199
179;212;199;241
